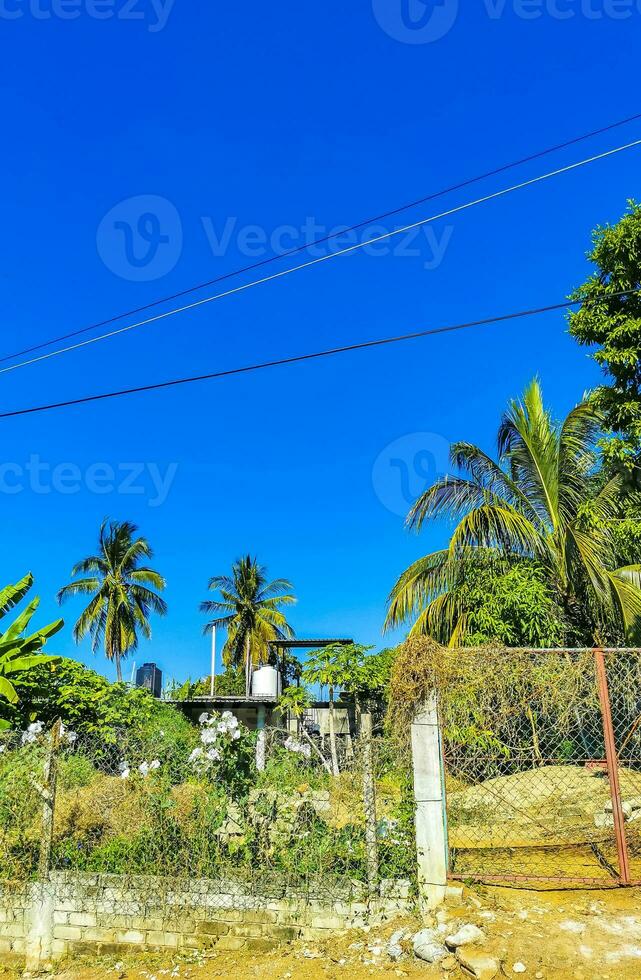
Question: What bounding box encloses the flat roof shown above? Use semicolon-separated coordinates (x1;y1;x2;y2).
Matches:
268;639;353;649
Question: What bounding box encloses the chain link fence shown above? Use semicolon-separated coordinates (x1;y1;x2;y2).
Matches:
0;713;415;906
440;648;641;887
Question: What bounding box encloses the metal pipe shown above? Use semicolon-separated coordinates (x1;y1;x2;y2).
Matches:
594;648;631;886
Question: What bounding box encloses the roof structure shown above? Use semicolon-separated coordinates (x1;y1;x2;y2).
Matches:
268;639;353;649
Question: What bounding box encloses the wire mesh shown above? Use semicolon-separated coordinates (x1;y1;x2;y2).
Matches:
0;713;414;907
440;649;641;886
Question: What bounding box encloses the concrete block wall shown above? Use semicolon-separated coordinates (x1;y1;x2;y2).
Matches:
0;873;413;964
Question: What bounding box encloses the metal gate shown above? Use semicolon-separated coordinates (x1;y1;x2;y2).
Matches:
441;648;641;887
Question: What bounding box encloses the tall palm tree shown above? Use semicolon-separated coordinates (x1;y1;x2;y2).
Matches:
385;380;641;646
57;519;167;682
200;555;296;673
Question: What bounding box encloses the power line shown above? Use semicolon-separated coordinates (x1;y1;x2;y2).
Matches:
2;111;641;368
3;137;641;379
2;289;638;421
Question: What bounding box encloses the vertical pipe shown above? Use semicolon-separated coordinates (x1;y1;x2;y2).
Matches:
595;648;631;885
210;625;217;698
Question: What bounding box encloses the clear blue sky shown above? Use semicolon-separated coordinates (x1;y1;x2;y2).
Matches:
0;1;639;684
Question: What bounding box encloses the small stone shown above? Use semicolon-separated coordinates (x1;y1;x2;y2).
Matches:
441;955;458;971
513;965;527;975
535;974;544;979
593;812;615;829
413;929;448;964
445;924;485;949
387;929;408;962
456;949;500;979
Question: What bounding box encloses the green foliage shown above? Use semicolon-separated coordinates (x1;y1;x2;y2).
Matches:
301;643;391;702
200;555;296;669
568;200;641;468
57;519;167;682
278;684;313;718
214;666;246;696
456;559;566;647
386;379;641;646
7;658;196;760
0;573;63;725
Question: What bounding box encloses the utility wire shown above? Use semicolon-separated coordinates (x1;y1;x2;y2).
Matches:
1;288;638;421
2;137;641;379
1;111;641;367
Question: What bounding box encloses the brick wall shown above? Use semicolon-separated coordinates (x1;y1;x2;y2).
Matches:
0;873;412;964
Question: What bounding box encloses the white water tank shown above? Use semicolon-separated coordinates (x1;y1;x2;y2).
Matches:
251;665;280;699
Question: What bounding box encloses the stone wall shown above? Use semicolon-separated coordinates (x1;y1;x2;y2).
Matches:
0;873;412;966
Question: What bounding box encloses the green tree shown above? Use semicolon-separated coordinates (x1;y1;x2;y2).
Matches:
568;200;641;470
57;519;167;682
200;556;296;673
301;643;385;775
0;574;63;725
385;380;641;646
449;558;566;647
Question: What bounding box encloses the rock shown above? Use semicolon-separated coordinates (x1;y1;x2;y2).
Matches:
441;955;458;971
445;924;485;949
387;928;409;961
593;812;615;829
413;929;448;964
604;800;633;818
456;948;500;979
513;964;527;974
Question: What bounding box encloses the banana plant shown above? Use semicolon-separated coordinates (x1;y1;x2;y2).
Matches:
0;573;63;724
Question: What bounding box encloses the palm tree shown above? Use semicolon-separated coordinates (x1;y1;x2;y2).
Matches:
57;519;167;682
385;380;641;646
200;556;295;683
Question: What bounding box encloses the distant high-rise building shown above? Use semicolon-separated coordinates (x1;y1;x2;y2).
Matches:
135;662;162;698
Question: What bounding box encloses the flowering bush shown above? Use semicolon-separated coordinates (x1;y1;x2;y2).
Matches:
188;711;254;797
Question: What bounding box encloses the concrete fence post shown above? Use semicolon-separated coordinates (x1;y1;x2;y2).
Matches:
411;695;448;911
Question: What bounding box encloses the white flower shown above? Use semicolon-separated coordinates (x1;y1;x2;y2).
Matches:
221;711;233;721
231;729;241;741
21;721;43;745
198;712;210;725
284;736;311;759
66;731;78;745
120;768;130;780
200;728;218;745
216;722;228;734
0;745;5;755
206;748;221;762
139;762;150;777
189;747;203;763
149;759;161;771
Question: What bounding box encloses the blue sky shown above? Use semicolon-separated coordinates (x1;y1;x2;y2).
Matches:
0;1;639;685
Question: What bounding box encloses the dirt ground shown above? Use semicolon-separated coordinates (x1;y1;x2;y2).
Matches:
7;886;641;980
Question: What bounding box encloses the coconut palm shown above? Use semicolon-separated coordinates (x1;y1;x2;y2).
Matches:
200;556;295;672
57;519;167;682
385;380;641;646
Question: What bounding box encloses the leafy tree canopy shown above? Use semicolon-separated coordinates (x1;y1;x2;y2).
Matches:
569;200;641;469
4;658;194;756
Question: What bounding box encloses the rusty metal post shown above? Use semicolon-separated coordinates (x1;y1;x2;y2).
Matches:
594;648;631;885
